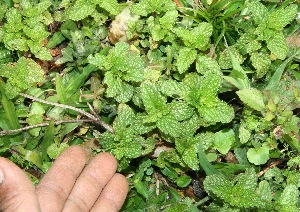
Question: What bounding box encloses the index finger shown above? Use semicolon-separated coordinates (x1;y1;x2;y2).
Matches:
36;146;87;212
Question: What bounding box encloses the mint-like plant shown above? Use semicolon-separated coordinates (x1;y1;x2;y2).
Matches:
1;0;53;60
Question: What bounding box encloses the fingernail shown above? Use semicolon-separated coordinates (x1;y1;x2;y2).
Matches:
0;168;4;185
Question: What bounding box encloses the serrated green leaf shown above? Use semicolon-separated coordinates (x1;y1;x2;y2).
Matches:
267;4;298;29
219;46;244;69
97;0;121;16
174;22;213;50
250;50;271;78
140;81;167;113
64;0;95;21
176;47;197;74
266;32;288;60
169;101;194;121
4;8;23;33
157;114;181;137
214;129;235;155
0;57;44;99
204;168;267;208
196;55;221;75
27;41;52;60
159;10;178;30
182;147;199;170
103;72;133;103
239;123;251;144
114;104;135;132
246;0;268;24
23;23;50;41
236;88;265;111
277;184;298;209
247;146;270;165
130;0;176;16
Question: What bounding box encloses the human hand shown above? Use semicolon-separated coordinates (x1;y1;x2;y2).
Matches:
0;146;128;212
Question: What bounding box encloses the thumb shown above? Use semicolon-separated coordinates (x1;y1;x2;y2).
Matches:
0;157;40;212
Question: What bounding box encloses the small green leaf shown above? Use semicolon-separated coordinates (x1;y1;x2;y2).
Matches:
47;143;69;159
247;146;270;165
236;88;265;111
64;0;95;21
266;32;288;60
214;129;235;155
267;4;298;29
176;47;197;74
176;175;192;188
246;0;268;24
0;57;44;99
157;114;181;137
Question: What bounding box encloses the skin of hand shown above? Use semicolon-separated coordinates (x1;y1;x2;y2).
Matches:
0;146;128;212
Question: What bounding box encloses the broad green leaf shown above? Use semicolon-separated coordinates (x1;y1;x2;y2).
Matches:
266;32;288;60
114;104;135;132
250;50;271;78
103;72;133;103
4;8;23;32
198;100;235;125
246;0;268;24
87;53;111;69
176;47;197;74
174;22;213;50
182;147;199;170
23;23;50;41
214;129;235;155
196;55;221;75
159;10;178;30
64;0;95;21
176;175;192;188
130;0;176;16
236;88;265;111
157;114;181;138
0;57;44;99
47;143;69;159
267;4;298;29
169;101;194;121
97;0;121;16
140;81;167;113
13;146;43;169
239;123;251;144
27;41;52;60
247;146;270;165
277;185;299;210
204;168;267;208
219;46;244;70
27;102;45;136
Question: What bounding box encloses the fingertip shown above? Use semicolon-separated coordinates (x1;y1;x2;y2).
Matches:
91;173;129;211
0;157;40;212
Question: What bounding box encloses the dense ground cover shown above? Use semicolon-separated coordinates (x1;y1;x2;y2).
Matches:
0;0;300;210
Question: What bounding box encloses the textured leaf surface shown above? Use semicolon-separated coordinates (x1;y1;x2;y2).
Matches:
237;88;265;111
214;129;235;154
266;32;288;60
204;168;267;208
246;1;268;24
174;22;213;50
267;4;298;29
176;47;197;74
64;0;95;21
0;57;44;98
247;146;270;165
